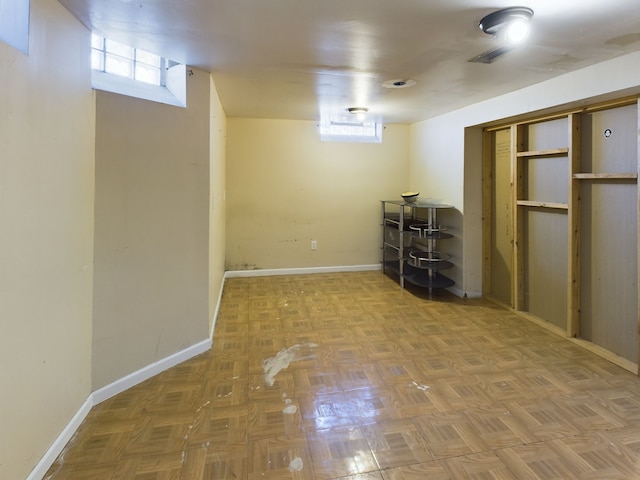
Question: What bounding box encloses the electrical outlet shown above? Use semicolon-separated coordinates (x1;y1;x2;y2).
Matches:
311;240;317;250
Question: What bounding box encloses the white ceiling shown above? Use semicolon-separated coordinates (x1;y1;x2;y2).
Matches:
59;0;640;124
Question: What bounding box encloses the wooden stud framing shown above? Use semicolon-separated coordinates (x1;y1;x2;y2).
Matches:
637;102;640;375
482;129;493;296
567;113;581;339
511;124;526;311
485;97;640;374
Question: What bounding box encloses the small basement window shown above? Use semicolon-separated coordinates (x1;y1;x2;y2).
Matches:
91;34;186;107
319;116;383;143
0;0;30;54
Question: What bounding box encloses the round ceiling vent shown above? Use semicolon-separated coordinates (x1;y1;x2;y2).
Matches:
382;79;416;89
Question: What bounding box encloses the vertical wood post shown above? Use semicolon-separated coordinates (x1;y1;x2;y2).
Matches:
482;129;493;297
567;113;581;338
511;124;526;311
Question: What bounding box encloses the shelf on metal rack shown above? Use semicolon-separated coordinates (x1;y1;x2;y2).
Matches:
381;200;455;291
402;271;455;289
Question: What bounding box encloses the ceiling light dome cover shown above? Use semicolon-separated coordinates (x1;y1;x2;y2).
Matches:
347;107;368;114
479;6;533;37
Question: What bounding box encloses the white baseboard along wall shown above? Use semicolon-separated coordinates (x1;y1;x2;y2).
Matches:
29;262;470;479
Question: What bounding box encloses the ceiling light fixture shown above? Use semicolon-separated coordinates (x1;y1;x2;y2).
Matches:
381;79;416;89
347;107;369;121
479;6;534;44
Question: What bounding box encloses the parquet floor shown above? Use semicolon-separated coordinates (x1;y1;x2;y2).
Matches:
45;271;640;479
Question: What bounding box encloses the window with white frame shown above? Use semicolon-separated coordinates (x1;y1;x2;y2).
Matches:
0;0;30;54
91;35;164;86
90;34;186;107
319;117;383;143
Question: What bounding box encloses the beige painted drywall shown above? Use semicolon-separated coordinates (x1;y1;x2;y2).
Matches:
226;119;409;270
209;77;227;331
410;50;640;298
92;69;211;389
0;1;95;478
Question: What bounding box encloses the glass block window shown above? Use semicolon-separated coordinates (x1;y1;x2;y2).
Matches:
0;0;30;54
319;118;383;143
91;34;163;86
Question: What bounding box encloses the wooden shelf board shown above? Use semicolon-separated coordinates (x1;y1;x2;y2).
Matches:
516;148;569;158
516;200;569;210
572;173;638;180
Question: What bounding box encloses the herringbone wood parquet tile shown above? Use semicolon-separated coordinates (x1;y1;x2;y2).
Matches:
45;271;640;479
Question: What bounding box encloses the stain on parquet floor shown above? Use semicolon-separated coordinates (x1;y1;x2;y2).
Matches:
45;271;640;479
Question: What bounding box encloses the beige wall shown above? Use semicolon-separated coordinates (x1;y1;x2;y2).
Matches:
226;119;409;270
410;51;640;298
209;78;227;331
92;70;212;389
0;1;95;478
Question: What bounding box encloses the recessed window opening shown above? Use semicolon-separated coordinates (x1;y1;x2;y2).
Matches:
90;33;187;108
91;34;164;86
0;0;30;54
319;116;383;143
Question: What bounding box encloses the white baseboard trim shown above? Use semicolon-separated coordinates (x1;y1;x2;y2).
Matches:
91;338;211;405
210;276;226;339
225;264;381;278
447;286;465;298
464;289;483;299
31;338;213;478
447;286;482;299
30;266;386;478
27;396;93;480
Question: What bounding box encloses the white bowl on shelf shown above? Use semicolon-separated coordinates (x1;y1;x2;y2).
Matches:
401;192;419;203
